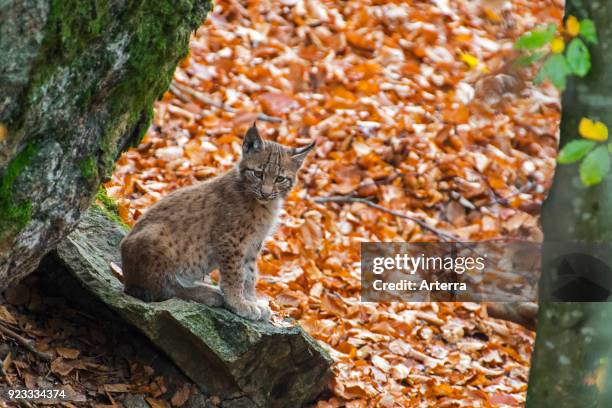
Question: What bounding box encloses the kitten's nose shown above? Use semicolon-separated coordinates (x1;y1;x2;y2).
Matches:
261;185;273;198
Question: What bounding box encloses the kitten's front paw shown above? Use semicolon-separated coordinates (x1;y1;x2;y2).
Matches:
256;299;272;321
227;300;262;321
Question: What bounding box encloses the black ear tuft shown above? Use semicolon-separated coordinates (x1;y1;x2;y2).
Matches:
291;141;316;167
243;122;263;153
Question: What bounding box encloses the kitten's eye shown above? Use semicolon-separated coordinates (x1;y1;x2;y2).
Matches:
275;176;287;183
251;169;263;179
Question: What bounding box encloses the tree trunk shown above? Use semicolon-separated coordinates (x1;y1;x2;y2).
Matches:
527;1;612;406
0;0;212;288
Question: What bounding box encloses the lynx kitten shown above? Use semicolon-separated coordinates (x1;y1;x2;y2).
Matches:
121;124;314;321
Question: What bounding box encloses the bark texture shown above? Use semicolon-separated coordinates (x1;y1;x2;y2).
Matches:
40;207;333;408
0;0;212;288
527;1;612;406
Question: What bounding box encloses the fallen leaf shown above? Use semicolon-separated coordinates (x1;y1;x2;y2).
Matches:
146;397;169;408
104;383;131;393
170;384;191;407
0;305;17;325
3;352;12;373
489;392;519;406
56;347;81;359
258;93;299;116
459;53;480;69
50;358;84;376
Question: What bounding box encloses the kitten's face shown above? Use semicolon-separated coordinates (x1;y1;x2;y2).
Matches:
239;124;314;202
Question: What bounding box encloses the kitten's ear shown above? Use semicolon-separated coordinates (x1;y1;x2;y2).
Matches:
243;123;263;153
291;141;316;167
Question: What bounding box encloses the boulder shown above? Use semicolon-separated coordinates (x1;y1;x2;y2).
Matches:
0;0;212;288
40;207;333;407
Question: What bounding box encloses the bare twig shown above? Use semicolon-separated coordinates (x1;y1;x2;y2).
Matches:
482;180;535;208
351;174;400;192
170;81;282;123
313;195;460;242
315;195;539;331
0;323;51;361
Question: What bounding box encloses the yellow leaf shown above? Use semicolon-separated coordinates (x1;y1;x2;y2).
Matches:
459;53;479;69
566;16;580;37
551;37;565;54
483;7;502;23
579;118;609;142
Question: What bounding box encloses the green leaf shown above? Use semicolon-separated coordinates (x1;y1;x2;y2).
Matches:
537;54;570;90
580;19;598;44
558;140;596;164
534;66;547;85
514;52;546;67
515;24;557;51
609;142;612;154
580;145;611;186
566;38;591;77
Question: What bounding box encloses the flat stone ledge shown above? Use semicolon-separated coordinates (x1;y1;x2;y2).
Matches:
42;207;332;408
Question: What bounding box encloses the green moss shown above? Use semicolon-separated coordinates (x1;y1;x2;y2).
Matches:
32;0;211;179
0;0;214;267
2;0;211;238
95;186;117;212
40;0;112;68
136;105;154;145
79;155;99;182
97;0;212;175
0;142;38;241
94;187;128;230
26;0;213;181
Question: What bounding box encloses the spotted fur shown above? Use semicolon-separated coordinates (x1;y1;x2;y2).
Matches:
121;124;314;321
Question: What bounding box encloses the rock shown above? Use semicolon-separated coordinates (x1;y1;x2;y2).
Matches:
185;393;217;408
123;395;149;408
0;0;213;289
41;207;333;408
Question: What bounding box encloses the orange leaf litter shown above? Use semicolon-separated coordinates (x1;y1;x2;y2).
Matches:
105;0;563;406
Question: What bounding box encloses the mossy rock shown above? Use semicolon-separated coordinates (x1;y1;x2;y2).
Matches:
0;0;212;288
41;208;333;407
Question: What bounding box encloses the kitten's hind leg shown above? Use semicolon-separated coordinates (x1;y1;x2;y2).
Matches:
174;278;224;307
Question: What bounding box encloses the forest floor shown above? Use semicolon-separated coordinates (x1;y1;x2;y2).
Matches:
0;274;212;408
1;0;563;407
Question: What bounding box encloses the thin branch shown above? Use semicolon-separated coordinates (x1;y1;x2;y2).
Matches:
312;195;460;242
482;180;535;208
170;81;282;123
352;174;400;192
0;323;51;362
